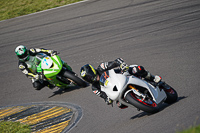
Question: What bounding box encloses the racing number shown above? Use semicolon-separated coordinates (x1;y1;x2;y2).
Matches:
104;71;109;80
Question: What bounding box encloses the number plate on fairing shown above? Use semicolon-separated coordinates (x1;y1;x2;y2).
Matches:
100;71;109;86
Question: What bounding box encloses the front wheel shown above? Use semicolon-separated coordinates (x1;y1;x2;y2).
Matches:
63;70;87;87
125;91;159;114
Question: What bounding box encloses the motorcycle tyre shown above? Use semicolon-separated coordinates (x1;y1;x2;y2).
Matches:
125;91;159;114
63;70;87;87
163;86;178;104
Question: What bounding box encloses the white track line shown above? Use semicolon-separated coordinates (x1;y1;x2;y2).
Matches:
0;0;90;23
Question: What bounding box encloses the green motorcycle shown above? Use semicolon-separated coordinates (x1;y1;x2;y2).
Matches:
37;54;87;89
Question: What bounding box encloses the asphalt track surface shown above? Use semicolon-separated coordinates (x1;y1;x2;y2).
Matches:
0;0;200;133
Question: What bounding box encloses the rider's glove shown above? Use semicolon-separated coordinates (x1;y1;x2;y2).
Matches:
34;73;43;80
48;50;58;56
120;62;129;72
115;58;129;72
51;51;58;56
154;75;162;83
115;58;125;64
105;97;113;105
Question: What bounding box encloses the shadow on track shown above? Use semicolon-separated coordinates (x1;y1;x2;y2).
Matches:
48;84;89;98
130;96;187;120
157;96;187;111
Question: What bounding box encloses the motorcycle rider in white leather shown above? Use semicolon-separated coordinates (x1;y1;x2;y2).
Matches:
80;58;162;109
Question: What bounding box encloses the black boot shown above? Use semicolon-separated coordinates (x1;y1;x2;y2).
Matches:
145;72;162;83
116;101;128;109
44;81;55;89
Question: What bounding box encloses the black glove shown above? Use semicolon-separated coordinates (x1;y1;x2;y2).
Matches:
115;58;129;72
115;58;125;65
120;62;129;72
50;50;58;56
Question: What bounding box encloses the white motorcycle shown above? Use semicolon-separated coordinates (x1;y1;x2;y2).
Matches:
100;66;178;113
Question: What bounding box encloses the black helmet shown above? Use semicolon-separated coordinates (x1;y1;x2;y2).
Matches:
15;45;29;61
80;64;97;83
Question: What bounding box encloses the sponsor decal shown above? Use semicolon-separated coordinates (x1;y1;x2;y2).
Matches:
100;63;105;69
81;70;86;77
104;80;109;86
132;67;137;74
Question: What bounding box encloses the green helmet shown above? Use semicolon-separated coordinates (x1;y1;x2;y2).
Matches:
15;45;29;61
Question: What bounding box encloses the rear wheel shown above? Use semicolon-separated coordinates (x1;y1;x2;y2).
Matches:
63;70;87;87
125;91;159;113
160;83;178;104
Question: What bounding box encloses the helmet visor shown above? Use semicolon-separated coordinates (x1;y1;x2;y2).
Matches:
18;51;29;61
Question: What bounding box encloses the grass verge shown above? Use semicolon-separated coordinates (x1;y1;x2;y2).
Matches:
0;0;83;21
177;124;200;133
0;121;31;133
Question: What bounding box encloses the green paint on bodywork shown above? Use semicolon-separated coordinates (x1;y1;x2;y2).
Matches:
37;55;72;88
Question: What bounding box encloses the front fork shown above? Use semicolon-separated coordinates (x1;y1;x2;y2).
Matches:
124;85;147;101
62;61;72;71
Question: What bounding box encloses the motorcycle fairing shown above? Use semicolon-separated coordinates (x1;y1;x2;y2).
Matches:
42;55;63;78
127;76;167;104
100;69;128;100
100;69;167;104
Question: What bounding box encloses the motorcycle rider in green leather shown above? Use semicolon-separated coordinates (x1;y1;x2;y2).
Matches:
15;45;72;90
